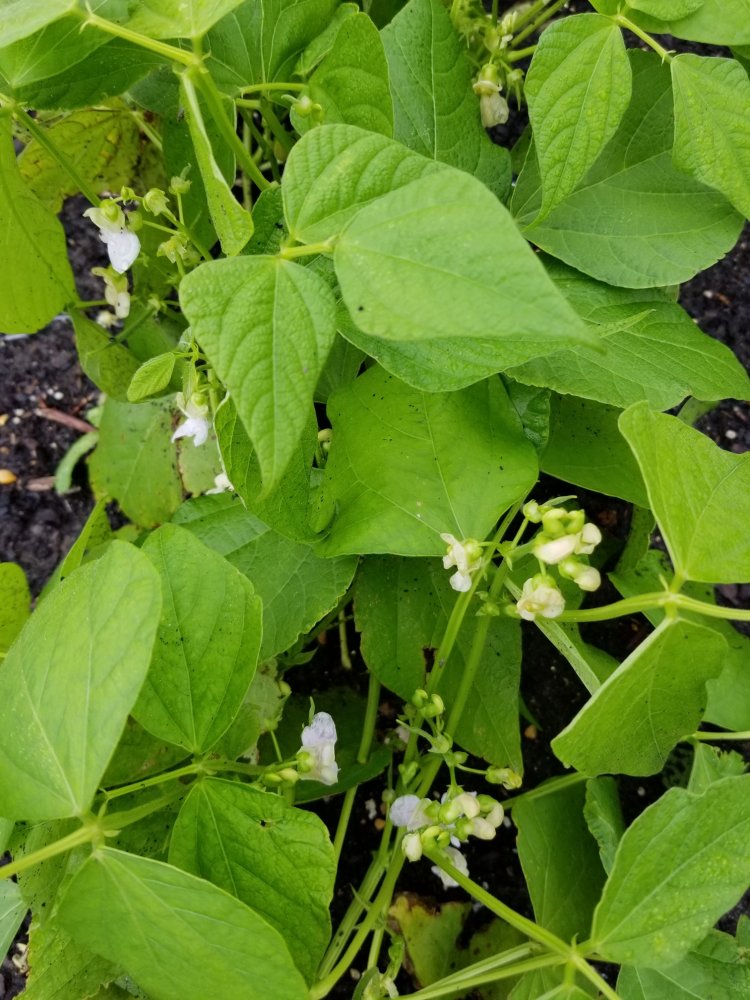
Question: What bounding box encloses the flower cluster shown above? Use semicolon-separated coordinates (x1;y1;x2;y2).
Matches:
440;533;484;592
296;712;339;786
515;501;603;621
390;789;504;887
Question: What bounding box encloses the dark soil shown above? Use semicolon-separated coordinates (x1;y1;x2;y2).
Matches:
3;32;750;1000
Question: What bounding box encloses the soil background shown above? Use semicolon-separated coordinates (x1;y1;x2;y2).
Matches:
2;7;750;997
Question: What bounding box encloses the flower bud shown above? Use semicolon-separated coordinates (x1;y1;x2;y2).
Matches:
576;522;602;554
412;688;429;709
541;508;567;536
454;816;475;841
485;803;505;828
143;188;170;216
431;733;452;755
170;174;192;195
454;792;480;819
522;500;543;523
471;817;497;841
575;565;601;592
402;832;423;862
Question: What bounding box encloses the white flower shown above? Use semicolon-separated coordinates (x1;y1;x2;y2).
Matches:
431;846;469;889
440;533;483;592
172;391;211;447
516;576;565;621
298;712;338;786
575;522;602;555
390;794;432;831
401;832;423;862
533;533;579;565
95;310;118;329
479;90;509;128
206;472;234;495
471;817;497;840
92;266;130;319
84;204;141;274
573;565;601;592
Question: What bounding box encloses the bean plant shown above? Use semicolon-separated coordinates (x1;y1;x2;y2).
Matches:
2;0;750;997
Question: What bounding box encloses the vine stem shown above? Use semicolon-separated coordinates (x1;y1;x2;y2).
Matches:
0;824;94;881
693;730;750;742
551;591;750;624
13;107;101;206
423;851;620;1000
240;82;305;95
511;0;568;48
614;14;673;62
80;7;196;66
405;951;564;999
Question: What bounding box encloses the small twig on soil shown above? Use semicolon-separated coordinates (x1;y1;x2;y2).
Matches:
35;404;96;435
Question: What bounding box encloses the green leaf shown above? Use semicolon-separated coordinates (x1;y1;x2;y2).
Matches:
0;118;74;333
513;781;605;939
127;352;177;402
18;105;141;212
0;0;123;90
592;776;750;967
10;37;165;110
318;367;538;557
584;777;624;875
294;12;393;136
628;0;704;17
294;4;359;77
671;55;750;219
72;311;140;401
381;0;511;199
552;619;726;776
334;168;593;368
0;543;161;820
181;256;336;491
513;51;743;288
618;929;750;999
0;881;25;962
170;779;335;982
214;397;320;544
688;743;746;795
89;398;182;528
388;894;473;989
0;0;76;47
172;495;357;660
628;0;750;44
610;549;750;731
507;264;750;409
355;555;523;769
541;396;649;506
125;0;245;39
619;402;750;583
283;123;441;245
206;0;338;93
180;75;253;256
23;917;117;1000
133;525;262;753
525;14;631;220
0;562;30;655
58;848;308;999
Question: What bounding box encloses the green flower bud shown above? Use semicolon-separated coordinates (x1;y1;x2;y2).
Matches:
454;816;474;840
143;188;170;216
169;174;192;195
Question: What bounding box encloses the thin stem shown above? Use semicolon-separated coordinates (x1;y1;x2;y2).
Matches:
508;0;550;34
423;849;570;957
406;952;564;999
311;849;404;999
240;82;306;95
278;241;334;259
261;100;294;155
502;772;588;812
14;107;101;206
693;730;750;742
130;109;163;151
81;7;196;66
102;761;200;801
614;15;673;62
338;609;352;670
317;852;388;977
332;788;357;865
102;784;188;831
188;67;271;192
0;824;94;881
570;954;621;1000
551;591;750;624
511;0;568;48
507;44;538;62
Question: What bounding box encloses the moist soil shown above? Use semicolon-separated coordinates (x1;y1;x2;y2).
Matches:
3;73;750;1000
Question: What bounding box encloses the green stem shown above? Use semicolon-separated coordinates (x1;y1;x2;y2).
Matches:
507;44;538;62
507;0;550;34
502;772;588;812
187;67;271;192
614;15;673;62
14;107;101;206
0;824;94;880
311;849;404;999
511;0;568;48
102;761;199;801
103;784;188;831
693;730;750;742
261;101;294;155
552;591;750;624
240;82;306;95
278;241;334;259
406;951;564;999
81;7;196;66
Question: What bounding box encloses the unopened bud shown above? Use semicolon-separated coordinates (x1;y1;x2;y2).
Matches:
143;188;170;216
402;832;423;862
471;817;497;841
